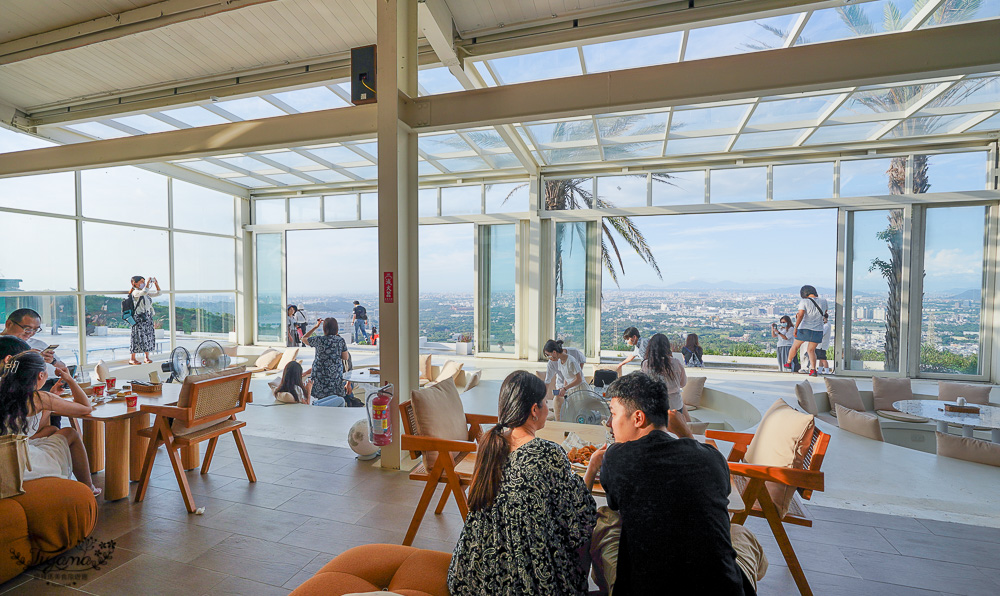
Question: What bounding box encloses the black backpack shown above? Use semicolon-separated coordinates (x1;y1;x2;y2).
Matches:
356;305;367;321
121;295;137;325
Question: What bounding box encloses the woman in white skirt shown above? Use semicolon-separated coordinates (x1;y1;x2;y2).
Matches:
128;275;161;365
0;350;100;495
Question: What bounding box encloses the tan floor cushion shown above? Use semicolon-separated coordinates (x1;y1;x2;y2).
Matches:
744;399;816;518
836;404;884;441
938;381;992;405
872;377;913;412
936;432;1000;467
824;377;865;412
875;409;929;423
254;349;281;369
682;377;706;408
794;380;818;415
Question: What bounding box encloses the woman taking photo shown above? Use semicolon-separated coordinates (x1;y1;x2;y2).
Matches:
772;315;796;372
302;318;351;406
681;333;704;367
448;371;596;596
128;275;161;365
641;333;688;416
0;350;100;495
542;339;591;421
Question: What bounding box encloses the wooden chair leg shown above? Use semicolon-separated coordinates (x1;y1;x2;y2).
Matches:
201;437;219;475
434;483;452;514
134;428;163;504
403;459;446;546
755;482;813;596
442;462;470;520
232;428;256;482
161;424;197;513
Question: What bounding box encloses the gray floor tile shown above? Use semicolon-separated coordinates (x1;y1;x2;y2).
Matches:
841;546;998;596
784;519;899;554
147;470;240;496
208;534;319;568
84;554;228;596
270;451;354;474
278;517;403;556
0;578;90;595
136;488;238;522
275;489;377;524
0;574;32;594
194;502;312;542
759;564;946;596
209;460;295;484
113;516;233;564
755;531;861;578
188;549;303;587
810;505;932;533
206;479;303;509
46;545;142;589
281;570;315;591
918;518;1000;545
201;576;291;596
271;468;366;495
879;528;1000;570
355;502;464;544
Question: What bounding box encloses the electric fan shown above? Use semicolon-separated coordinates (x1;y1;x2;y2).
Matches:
161;347;191;383
558;389;611;426
191;340;230;374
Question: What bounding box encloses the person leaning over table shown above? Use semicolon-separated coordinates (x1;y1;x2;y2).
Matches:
615;327;649;375
448;370;597;596
584;372;767;595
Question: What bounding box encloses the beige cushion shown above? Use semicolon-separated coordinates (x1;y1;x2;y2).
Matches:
794;381;818;415
835;404;883;441
936;432;1000;467
875;409;929;423
824;377;865;412
434;360;464;383
95;360;109;383
939;381;992;406
872;377;912;412
682;377;706;408
410;378;467;469
418;354;432;381
688;421;710;435
275;348;299;371
171;366;247;436
254;349;280;369
744;399;816;518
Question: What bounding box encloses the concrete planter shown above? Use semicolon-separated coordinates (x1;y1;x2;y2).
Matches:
456;342;473;356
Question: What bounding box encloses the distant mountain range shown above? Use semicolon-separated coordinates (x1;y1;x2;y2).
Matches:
622;281;836;294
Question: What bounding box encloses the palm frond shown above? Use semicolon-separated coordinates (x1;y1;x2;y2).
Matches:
605;216;663;280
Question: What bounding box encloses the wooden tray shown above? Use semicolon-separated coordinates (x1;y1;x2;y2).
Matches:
944;404;981;414
132;383;162;394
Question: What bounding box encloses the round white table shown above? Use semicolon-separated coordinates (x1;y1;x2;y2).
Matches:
344;368;381;388
893;399;1000;443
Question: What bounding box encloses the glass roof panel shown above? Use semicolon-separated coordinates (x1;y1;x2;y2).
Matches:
829;84;941;121
488;154;525;169
597;112;670;141
968;112;1000;131
888;113;981;137
664;135;732;155
462;130;509;152
803;121;891;144
795;0;919;45
419;67;465;95
110;114;177;134
227;176;272;188
352;142;378;157
731;128;806;150
344;165;378;179
924;76;1000;110
669;105;751;137
158;106;229;127
268;173;312;186
543;147;602;164
685;13;800;61
212;97;287;120
271;87;349;112
488;48;582;85
581;32;683;73
256;151;323;170
748;94;841;128
437;157;491;172
217;156;272;172
528;120;596;145
171;159;240;177
418;161;442;175
66;122;131;139
307;170;351;183
473;61;497;86
602;142;663;160
302;145;371;165
921;0;1000;27
420;134;473;156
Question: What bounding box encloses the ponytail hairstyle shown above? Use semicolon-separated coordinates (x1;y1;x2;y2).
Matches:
685;333;700;351
467;370;546;512
645;333;676;382
542;339;565;356
0;350;46;435
276;360;306;402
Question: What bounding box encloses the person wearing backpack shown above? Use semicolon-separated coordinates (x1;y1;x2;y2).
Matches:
783;285;828;377
351;300;369;344
127;275;161;365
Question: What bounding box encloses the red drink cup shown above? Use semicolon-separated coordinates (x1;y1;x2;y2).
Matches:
126;394;137;408
94;385;105;397
106;377;116;390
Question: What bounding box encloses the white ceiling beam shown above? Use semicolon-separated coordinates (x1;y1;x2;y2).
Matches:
782;11;812;48
793;91;854;146
903;0;948;31
871;80;959;139
0;0;282;66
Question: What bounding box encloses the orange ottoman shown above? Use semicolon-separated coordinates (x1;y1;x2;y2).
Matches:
0;477;98;583
290;544;451;596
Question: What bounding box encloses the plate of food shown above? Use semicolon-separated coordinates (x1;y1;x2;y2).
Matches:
567;443;599;472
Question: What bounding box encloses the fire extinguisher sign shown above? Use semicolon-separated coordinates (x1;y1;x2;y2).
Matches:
383;271;394;303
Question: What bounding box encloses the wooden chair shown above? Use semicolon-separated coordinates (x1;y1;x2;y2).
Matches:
707;427;830;596
399;392;497;546
134;369;255;513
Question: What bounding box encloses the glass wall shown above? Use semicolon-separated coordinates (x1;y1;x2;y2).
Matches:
0;295;80;367
84;294;169;362
175;293;238;352
919;206;988;375
555;221;589;352
255;233;283;342
846;209;903;371
419;224;475;345
480;225;516;353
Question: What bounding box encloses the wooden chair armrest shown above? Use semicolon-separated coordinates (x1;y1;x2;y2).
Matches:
728;462;825;492
139;404;190;423
466;413;498;426
401;434;478;453
705;430;754;446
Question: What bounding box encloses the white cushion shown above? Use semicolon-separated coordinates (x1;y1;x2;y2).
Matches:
745;399;816;518
794;381;818;415
835;404;883;441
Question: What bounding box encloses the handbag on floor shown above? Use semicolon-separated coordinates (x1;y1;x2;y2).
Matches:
0;434;31;498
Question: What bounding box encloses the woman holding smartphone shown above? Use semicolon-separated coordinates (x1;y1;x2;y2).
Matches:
128;275;161;365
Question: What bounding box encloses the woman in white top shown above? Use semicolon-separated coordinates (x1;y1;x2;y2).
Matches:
640;333;689;419
543;339;591;421
784;285;828;377
771;315;795;372
0;350;100;495
128;275;162;365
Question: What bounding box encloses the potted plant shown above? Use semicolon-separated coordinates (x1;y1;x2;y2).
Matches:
456;333;473;356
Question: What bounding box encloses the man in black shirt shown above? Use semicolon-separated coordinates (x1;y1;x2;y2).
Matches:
584;372;766;595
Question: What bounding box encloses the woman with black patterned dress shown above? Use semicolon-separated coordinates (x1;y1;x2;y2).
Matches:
301;317;350;405
448;371;597;595
128;275;160;365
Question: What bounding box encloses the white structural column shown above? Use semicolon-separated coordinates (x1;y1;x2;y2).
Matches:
376;0;419;470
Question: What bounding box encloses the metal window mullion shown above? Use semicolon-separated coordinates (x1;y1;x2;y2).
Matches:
74;170;87;368
704;169;710;204
985;204;999;381
167;178;176;352
280;230;288;345
907;204;926;377
646;172;653;207
833;159;841;198
905;154;915;194
766;165;774;201
840;209;854;371
897;204;914;376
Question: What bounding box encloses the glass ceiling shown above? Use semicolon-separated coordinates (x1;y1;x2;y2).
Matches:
29;0;1000;191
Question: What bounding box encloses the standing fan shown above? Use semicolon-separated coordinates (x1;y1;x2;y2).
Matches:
191;340;230;374
558;389;611;425
161;347;191;383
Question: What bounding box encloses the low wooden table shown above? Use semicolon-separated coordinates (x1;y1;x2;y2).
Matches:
537;421;744;512
76;383;245;501
894;399;1000;443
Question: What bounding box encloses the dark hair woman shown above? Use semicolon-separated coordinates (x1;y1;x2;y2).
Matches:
302;318;351;406
448;371;597;596
772;314;796;372
0;351;99;495
272;360;312;404
128;275;161;365
681;333;704;367
641;333;688;416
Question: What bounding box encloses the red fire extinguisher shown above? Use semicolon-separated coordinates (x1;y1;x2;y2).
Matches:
367;384;393;447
